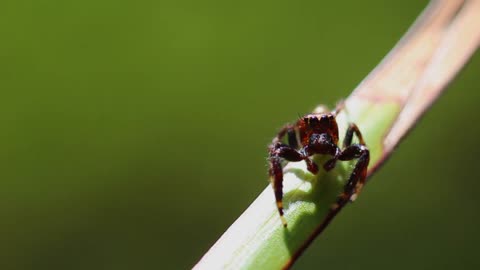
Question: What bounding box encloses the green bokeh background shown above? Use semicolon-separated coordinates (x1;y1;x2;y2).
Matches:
1;0;479;269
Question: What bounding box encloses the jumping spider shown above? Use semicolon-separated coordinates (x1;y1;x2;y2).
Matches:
268;106;370;227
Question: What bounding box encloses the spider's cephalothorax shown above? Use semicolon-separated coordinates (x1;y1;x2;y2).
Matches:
268;107;370;227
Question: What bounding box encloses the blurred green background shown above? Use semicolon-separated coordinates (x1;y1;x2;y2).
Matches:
1;0;479;269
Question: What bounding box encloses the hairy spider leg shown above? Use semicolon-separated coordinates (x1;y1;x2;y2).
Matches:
324;123;365;170
325;123;370;209
268;124;318;227
336;144;369;205
343;123;366;147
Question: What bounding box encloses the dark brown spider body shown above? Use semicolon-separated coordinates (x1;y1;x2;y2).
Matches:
268;108;370;227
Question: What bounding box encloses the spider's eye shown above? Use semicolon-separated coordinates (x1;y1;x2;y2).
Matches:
320;115;329;123
308;117;319;127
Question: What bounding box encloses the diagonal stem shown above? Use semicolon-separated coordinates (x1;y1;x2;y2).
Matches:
194;1;480;269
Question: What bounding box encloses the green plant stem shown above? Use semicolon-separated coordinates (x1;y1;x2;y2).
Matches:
194;1;480;269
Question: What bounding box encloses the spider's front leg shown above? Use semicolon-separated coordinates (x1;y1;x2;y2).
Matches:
328;123;370;208
268;126;318;227
333;144;370;208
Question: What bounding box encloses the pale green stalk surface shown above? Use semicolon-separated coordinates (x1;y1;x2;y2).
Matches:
194;1;480;269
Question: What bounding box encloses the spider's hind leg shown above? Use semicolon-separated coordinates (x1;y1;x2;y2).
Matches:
343;123;365;147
